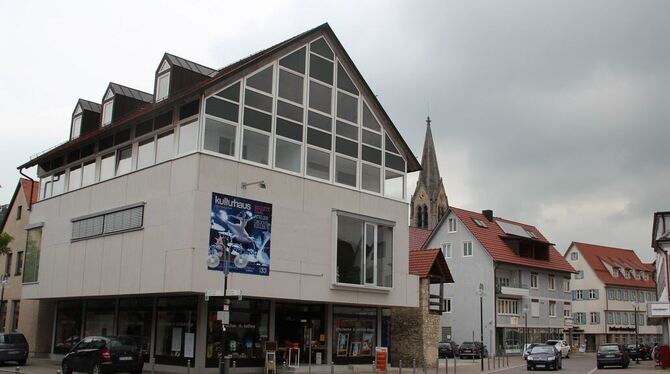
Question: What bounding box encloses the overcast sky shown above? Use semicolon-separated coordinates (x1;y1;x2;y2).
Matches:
1;0;668;261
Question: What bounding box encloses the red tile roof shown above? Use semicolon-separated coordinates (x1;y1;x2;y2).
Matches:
409;226;432;251
426;207;575;273
408;248;454;282
572;242;656;289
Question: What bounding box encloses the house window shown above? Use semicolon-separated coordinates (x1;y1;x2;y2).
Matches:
548;274;555;290
336;214;393;287
82;160;96;186
563;302;571;318
441;243;452;259
472;218;487;228
613;268;619;277
615;312;621;325
462;241;473;257
642;272;649;281
496;277;510;287
575;290;583;300
10;301;19;332
14;252;23;276
622;313;629;325
156;73;170;102
22;227;42;283
101;101;113;126
617;289;623;300
498;298;519;315
448;218;457;232
589;289;598;299
100;153;115;181
563;277;570;292
570;252;578;261
115;146;132;176
590;312;600;324
15;206;21;220
4;253;12;276
531;299;539;317
623;269;630;279
71;115;82;140
608;289;616;300
530;273;538;288
178;120;198;155
72;205;144;240
68;165;82;191
574;270;584;279
444;298;452;313
549;301;556;317
607;312;613;325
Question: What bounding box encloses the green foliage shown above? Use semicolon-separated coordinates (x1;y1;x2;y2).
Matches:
0;232;13;256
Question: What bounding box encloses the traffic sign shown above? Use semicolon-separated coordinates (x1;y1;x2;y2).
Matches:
205;289;242;301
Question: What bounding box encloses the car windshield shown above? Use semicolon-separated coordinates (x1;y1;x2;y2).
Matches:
546;340;559;345
0;334;27;344
526;344;537;351
109;337;137;351
531;346;554;354
461;342;475;347
599;345;620;352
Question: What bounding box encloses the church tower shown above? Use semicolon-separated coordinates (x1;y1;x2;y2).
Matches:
410;117;448;230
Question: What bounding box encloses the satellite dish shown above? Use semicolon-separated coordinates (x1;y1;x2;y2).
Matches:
234;255;249;269
207;254;221;268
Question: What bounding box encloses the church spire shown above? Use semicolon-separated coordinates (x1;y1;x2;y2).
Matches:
410;117;448;230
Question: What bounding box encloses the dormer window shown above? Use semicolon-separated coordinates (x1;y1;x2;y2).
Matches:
642;271;649;281
71;115;82;140
101;100;113;126
613;268;619;277
623;269;630;279
634;271;641;280
156;72;170;102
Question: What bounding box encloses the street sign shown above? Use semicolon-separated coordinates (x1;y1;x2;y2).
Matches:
205;289;242;301
217;311;230;324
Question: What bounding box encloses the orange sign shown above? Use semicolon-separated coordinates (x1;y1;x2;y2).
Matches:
375;347;388;372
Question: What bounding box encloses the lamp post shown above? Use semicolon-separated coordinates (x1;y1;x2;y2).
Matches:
476;283;485;371
522;306;528;351
632;301;640;364
208;248;231;374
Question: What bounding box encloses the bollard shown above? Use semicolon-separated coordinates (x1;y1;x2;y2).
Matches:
232;360;237;374
487;355;489;371
444;357;447;374
57;371;61;374
435;358;439;374
506;354;508;367
151;357;156;374
399;359;403;374
422;362;426;374
373;360;376;374
331;361;334;374
186;360;191;374
16;367;20;373
412;359;416;374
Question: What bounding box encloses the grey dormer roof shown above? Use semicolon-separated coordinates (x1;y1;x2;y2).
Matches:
108;82;153;103
78;98;101;113
164;53;217;77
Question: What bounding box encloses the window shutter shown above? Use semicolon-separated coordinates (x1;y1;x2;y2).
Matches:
594;289;599;300
596;313;600;324
584;290;590;300
571;291;576;301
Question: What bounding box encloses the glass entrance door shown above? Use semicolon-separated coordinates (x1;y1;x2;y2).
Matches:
274;303;326;364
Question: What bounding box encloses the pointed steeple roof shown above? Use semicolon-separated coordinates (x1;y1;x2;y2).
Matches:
418;116;442;198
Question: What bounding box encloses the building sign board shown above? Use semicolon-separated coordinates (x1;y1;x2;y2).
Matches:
648;302;670;317
208;193;272;276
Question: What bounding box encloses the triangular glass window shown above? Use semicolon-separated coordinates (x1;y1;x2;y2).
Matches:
385;135;399;154
158;59;170;73
362;102;381;132
246;66;273;94
215;82;241;103
104;88;114;101
337;63;358;96
74;104;83;116
310;38;334;60
279;47;306;74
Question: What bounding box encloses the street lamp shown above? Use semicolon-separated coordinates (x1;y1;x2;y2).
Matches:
207;248;231;374
476;283;485;371
632;301;640;364
522;306;529;351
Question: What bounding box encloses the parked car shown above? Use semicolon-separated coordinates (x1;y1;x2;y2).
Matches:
597;343;629;369
526;344;562;371
62;336;144;374
625;343;650;360
523;343;539;360
458;342;487;359
0;333;29;365
438;341;459;358
545;340;570;358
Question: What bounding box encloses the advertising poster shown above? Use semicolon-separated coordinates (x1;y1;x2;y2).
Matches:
208;193;272;276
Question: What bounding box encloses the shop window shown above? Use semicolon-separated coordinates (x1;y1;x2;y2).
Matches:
275;303;326;365
206;299;270;367
84;299;115;336
332;306;377;364
155;297;197;366
118;298;153;362
22;227;42;283
336;214;393;287
54;300;83;354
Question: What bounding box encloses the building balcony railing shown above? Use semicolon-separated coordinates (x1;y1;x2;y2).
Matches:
496;282;530;297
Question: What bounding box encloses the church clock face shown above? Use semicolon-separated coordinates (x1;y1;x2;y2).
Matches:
419;192;426;200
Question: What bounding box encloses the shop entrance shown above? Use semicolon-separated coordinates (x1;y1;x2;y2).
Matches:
275;303;326;365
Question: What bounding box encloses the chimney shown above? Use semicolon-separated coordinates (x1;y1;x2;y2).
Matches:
482;210;494;222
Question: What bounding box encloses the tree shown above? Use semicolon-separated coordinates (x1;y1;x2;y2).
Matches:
0;232;13;256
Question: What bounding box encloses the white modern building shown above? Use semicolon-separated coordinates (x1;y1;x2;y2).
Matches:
16;24;422;370
565;242;661;351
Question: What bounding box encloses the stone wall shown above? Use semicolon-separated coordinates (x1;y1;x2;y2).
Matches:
390;278;440;367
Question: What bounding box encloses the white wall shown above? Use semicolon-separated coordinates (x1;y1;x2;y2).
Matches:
23;153;418;308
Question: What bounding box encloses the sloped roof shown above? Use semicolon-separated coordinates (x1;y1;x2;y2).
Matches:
572;242;656;288
409;248;454;282
426;207;575;273
77;99;101;113
108;82;153;103
409;226;432;251
19;23;421;172
0;178;39;232
164;53;217;77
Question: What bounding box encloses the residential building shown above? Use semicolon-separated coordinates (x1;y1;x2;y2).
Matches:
565;242;661;350
16;23;422;370
651;211;670;344
409;117;448;231
0;179;53;356
424;208;575;355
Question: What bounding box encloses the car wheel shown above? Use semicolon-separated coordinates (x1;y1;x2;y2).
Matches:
527;366;533;371
597;364;603;369
91;363;102;374
62;362;72;374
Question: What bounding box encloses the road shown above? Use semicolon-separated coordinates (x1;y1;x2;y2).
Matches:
488;353;656;373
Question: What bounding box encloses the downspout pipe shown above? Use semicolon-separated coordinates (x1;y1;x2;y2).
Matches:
18;167;36;211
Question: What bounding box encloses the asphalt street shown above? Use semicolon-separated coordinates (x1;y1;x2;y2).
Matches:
489;353;657;374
